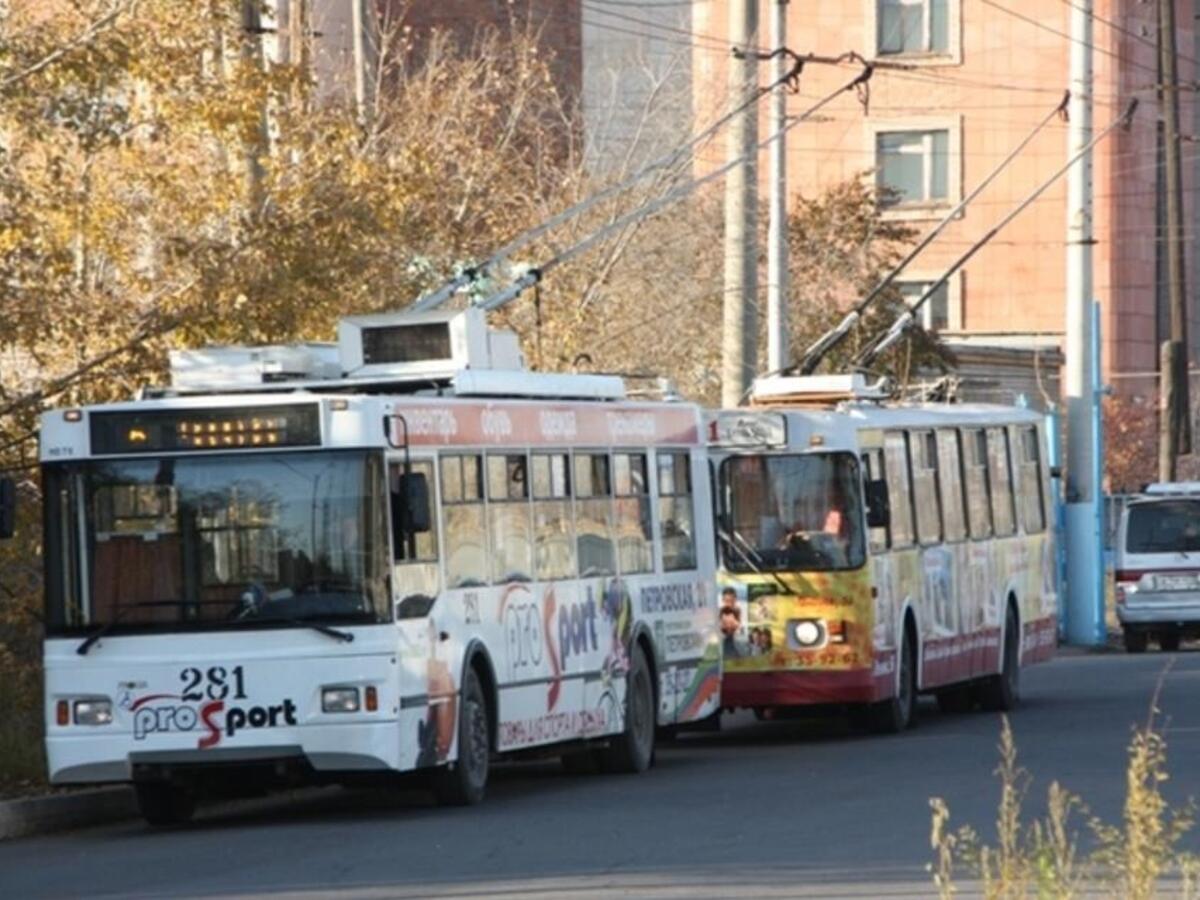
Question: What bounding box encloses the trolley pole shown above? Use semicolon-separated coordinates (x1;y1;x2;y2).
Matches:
766;0;789;374
1064;0;1105;645
722;0;759;407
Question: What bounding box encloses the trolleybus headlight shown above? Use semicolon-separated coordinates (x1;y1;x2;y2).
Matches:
322;687;360;713
73;699;112;726
792;619;825;648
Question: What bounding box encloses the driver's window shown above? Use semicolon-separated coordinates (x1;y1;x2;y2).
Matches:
391;460;440;613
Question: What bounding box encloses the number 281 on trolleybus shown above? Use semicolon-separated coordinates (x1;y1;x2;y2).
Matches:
709;374;1058;732
33;309;721;825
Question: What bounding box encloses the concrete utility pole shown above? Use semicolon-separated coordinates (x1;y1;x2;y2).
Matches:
766;0;789;374
241;0;268;214
722;0;759;407
351;0;373;121
1064;0;1104;645
1159;0;1192;479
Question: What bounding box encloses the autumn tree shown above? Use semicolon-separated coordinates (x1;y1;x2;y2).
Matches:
0;1;942;789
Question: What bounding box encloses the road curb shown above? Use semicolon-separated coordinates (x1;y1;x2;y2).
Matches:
0;784;346;841
0;786;137;841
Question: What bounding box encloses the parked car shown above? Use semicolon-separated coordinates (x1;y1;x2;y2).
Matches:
1114;483;1200;652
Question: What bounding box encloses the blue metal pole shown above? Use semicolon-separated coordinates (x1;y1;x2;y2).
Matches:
1090;300;1108;644
1064;302;1106;646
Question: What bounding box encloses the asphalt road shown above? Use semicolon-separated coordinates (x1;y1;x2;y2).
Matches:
3;650;1200;899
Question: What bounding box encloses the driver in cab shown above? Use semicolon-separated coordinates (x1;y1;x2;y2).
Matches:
774;479;850;567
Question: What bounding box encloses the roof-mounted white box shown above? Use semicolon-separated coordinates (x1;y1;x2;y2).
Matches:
337;307;522;379
169;344;340;390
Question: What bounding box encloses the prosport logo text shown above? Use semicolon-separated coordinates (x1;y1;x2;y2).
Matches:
129;694;298;749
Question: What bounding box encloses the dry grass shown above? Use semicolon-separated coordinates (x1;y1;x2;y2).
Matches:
931;683;1196;898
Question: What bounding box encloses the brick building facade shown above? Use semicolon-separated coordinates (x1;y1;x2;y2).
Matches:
694;0;1199;397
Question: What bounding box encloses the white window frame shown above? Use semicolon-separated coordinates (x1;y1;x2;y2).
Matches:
866;0;962;65
866;116;962;220
895;270;964;331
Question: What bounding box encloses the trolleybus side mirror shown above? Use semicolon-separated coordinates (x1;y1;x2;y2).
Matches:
1049;464;1063;479
864;479;890;530
402;472;431;534
391;471;431;559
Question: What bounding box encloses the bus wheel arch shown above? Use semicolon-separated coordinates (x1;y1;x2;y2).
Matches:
631;625;660;725
598;629;656;773
897;600;920;693
868;606;918;734
461;640;499;753
980;596;1021;712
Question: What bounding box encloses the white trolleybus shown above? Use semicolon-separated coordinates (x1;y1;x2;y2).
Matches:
710;374;1058;732
35;308;720;824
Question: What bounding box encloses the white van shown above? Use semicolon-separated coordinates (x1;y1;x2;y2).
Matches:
1114;483;1200;652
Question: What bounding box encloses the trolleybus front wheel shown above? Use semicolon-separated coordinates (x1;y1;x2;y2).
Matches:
433;667;490;806
869;627;916;734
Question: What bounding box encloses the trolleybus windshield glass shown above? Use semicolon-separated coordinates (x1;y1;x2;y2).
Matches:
719;452;865;572
44;450;390;635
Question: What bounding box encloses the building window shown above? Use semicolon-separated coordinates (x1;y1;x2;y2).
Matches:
876;129;949;207
878;0;949;55
898;281;950;331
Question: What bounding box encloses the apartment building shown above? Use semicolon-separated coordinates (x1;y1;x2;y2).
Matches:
694;0;1199;401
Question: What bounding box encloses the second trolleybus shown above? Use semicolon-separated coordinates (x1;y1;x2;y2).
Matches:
710;374;1058;731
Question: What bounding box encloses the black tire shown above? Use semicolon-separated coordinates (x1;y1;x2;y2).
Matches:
134;781;195;827
870;625;916;734
598;644;655;774
433;667;490;806
1123;628;1149;653
935;684;974;714
981;605;1020;712
1159;629;1182;652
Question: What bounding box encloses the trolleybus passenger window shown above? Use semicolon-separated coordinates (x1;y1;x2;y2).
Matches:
614;452;653;574
487;454;533;584
658;452;696;571
935;430;967;542
575;453;616;576
532;452;575;580
911;430;942;545
986;428;1017;537
962;429;992;538
391;460;440;613
441;454;488;588
1017;426;1046;534
862;449;890;552
883;432;916;548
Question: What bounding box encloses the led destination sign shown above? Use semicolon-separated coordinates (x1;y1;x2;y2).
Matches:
90;404;321;454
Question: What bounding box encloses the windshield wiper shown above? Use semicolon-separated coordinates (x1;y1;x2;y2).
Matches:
77;600;357;653
76;600;204;655
236;614;355;643
718;526;795;597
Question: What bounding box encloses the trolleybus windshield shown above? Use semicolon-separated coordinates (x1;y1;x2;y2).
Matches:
719;452;865;572
43;449;390;636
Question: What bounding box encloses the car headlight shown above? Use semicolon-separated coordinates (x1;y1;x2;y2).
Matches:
322;687;360;713
73;699;113;726
792;619;825;648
